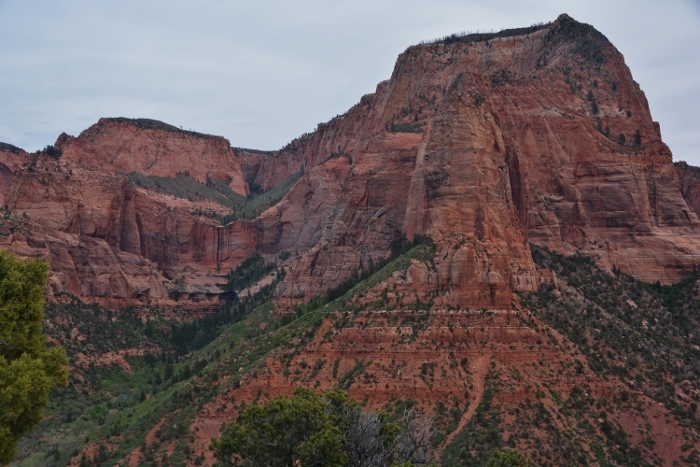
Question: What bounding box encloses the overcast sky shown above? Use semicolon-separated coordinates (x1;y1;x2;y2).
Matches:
1;1;699;164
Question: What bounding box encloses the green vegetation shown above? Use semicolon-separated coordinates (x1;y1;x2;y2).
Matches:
548;14;608;64
224;253;277;294
524;245;700;410
0;142;24;153
14;232;697;465
219;169;303;222
126;168;303;222
43;145;62;159
213;388;435;466
107;117;209;138
13;237;441;465
389;122;423;134
521;245;700;464
424;23;550;45
442;388;503;466
490;69;514;88
169;255;283;356
435;243;700;465
0;252;68;463
484;449;531;466
587;89;599;115
293;235;436;317
126;172;245;208
633;129;642;150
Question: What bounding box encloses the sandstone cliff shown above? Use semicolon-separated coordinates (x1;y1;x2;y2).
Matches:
11;15;700;467
260;13;700;308
2;14;699;307
0;142;29;205
1;120;257;305
675;161;700;219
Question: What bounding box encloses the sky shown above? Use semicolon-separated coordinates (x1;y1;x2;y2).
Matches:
1;1;699;163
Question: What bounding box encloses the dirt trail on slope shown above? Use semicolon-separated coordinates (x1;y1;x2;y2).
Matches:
441;353;490;449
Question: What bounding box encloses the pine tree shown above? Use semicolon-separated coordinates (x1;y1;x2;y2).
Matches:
0;251;68;463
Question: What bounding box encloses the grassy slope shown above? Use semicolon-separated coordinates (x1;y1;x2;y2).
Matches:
441;245;700;466
523;245;700;432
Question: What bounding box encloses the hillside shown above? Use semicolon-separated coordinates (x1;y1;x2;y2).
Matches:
13;238;700;465
6;13;700;466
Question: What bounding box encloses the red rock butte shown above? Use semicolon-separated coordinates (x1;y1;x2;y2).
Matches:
2;13;700;308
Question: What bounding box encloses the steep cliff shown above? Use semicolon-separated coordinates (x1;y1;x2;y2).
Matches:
11;15;700;467
0;142;29;205
1;120;257;305
2;14;699;307
61;118;249;196
675;161;700;218
261;13;700;309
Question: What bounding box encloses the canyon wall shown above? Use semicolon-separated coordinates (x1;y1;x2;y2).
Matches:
1;14;700;306
0;122;257;305
258;13;700;308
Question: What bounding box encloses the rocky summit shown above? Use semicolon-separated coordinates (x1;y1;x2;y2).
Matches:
6;14;700;466
4;15;700;309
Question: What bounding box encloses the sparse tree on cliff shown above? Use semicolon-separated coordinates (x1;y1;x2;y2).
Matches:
633;129;642;149
0;251;68;463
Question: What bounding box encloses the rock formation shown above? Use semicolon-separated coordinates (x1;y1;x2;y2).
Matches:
257;13;700;307
0;120;257;305
675;161;700;218
2;14;700;307
10;14;700;467
0;142;29;205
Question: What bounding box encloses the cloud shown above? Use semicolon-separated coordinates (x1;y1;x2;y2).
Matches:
0;1;698;164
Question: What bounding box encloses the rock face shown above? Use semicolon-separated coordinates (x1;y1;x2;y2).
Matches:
0;142;30;205
60;118;249;196
2;14;700;305
8;15;700;466
257;13;700;308
1;120;256;305
675;161;700;219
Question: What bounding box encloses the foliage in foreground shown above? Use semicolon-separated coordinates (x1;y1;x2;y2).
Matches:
0;251;68;463
484;449;531;466
212;388;435;467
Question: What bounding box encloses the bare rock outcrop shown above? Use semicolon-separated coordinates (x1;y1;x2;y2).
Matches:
260;14;700;308
675;161;700;219
59;118;248;196
1;120;256;304
0;142;30;205
2;14;700;306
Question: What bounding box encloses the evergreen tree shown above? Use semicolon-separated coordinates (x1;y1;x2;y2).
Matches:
0;251;68;463
485;448;531;466
213;388;434;466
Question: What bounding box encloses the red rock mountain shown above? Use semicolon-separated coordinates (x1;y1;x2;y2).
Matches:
2;14;699;308
255;14;700;310
8;14;700;466
1;120;257;306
